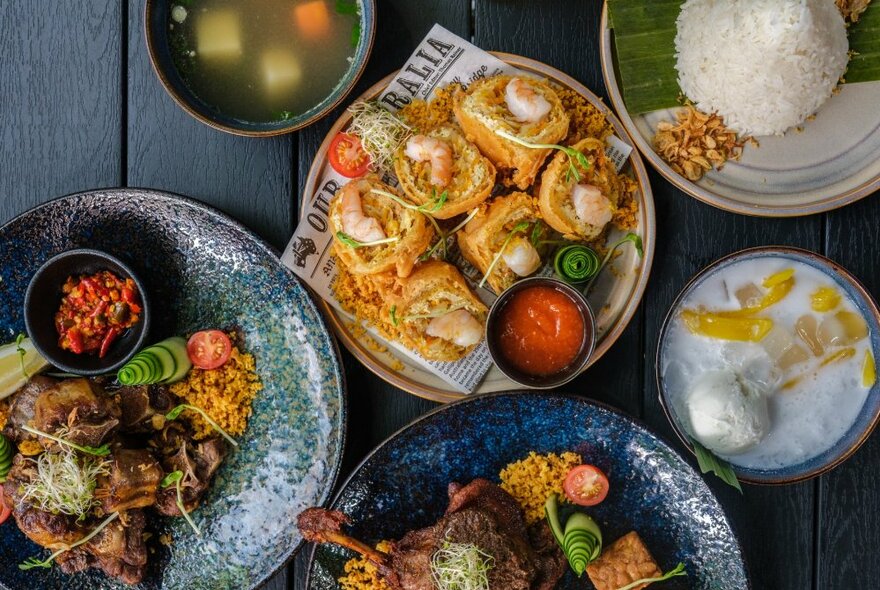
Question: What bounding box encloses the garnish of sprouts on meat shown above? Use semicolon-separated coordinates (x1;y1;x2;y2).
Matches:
161;470;201;535
20;425;111;457
430;541;495;590
347;100;412;171
19;447;109;520
494;130;591;182
20;512;119;570
165;404;239;447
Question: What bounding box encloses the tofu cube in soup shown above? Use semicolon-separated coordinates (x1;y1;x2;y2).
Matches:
262;50;302;95
196;11;242;59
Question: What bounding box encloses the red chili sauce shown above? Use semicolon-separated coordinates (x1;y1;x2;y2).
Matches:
495;285;586;376
55;271;142;357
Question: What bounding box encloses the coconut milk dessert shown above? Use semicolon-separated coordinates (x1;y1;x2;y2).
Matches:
661;256;876;470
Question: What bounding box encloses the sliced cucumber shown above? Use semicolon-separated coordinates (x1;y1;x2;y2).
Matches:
117;337;192;385
0;433;13;483
545;494;603;577
545;494;566;548
159;337;191;384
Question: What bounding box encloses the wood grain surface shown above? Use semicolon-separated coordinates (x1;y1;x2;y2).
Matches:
0;1;878;589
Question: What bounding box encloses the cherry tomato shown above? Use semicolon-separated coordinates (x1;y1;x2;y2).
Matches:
187;330;232;370
328;133;371;178
563;464;610;507
0;488;11;525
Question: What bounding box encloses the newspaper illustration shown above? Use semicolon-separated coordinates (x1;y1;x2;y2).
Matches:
282;24;633;393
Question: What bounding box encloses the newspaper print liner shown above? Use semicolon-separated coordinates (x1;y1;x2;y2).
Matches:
284;29;655;402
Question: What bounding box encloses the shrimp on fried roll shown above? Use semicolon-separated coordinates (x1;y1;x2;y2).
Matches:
458;191;543;295
394;125;496;219
538;137;623;241
330;175;434;278
453;75;569;190
390;261;487;361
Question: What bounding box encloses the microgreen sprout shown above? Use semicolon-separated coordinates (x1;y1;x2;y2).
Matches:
161;470;201;536
390;305;398;327
347;101;412;171
494;130;591;182
430;541;494;590
418;207;480;263
166;404;238;447
20;425;110;457
369;188;447;255
20;447;108;519
20;512;119;570
583;233;644;294
478;221;531;289
335;231;400;249
615;562;687;590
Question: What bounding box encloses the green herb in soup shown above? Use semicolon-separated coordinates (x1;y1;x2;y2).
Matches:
168;0;361;123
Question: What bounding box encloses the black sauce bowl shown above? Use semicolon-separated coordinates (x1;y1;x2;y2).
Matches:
486;277;597;389
24;249;151;376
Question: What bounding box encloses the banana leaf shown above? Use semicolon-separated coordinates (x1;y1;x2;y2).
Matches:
607;0;880;115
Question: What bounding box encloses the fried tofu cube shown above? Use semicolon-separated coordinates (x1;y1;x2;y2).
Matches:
262;50;302;94
586;531;662;590
196;11;242;59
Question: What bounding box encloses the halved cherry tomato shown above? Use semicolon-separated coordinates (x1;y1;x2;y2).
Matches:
0;488;11;525
187;330;232;370
328;133;371;178
563;464;610;507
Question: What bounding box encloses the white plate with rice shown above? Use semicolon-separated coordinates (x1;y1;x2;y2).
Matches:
600;0;880;217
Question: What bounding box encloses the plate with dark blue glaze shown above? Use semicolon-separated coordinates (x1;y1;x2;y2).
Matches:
306;393;750;589
0;188;346;590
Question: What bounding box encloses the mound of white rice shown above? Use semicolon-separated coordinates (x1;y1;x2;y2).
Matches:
675;0;849;136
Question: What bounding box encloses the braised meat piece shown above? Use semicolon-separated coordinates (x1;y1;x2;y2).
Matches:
56;510;149;585
32;378;120;448
155;437;228;516
297;479;566;590
115;385;174;432
2;376;57;443
96;449;163;513
2;454;87;549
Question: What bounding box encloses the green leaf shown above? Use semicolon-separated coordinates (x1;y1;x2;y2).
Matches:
615;562;687;590
161;470;184;488
691;438;742;493
335;0;358;15
165;404;239;447
20;425;110;457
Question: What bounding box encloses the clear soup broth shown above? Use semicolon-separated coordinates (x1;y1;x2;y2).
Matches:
168;0;361;123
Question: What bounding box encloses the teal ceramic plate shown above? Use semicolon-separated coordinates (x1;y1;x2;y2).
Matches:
0;189;346;589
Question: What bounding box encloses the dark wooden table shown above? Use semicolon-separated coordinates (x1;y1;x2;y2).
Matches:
2;1;878;589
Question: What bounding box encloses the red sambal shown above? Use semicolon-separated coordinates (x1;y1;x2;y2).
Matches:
55;271;142;357
496;285;586;377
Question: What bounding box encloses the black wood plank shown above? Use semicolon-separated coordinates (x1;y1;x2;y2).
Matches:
291;2;470;587
0;1;122;220
641;173;820;590
125;0;294;251
818;196;880;588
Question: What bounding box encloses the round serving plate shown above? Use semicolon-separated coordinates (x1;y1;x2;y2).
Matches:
301;52;656;402
305;392;751;589
599;2;880;217
656;246;880;485
0;189;346;590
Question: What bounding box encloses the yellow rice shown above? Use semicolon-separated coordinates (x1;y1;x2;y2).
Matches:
339;541;392;590
499;451;582;524
169;343;262;440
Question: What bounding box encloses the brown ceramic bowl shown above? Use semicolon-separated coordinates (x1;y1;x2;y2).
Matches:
486;277;597;389
144;0;376;136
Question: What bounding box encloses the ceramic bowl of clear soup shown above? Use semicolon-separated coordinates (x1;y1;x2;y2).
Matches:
146;0;376;136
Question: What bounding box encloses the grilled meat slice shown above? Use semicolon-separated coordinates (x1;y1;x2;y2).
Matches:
32;378;120;448
2;376;56;443
2;454;87;549
297;479;566;590
155;437;228;516
56;510;149;586
97;449;163;513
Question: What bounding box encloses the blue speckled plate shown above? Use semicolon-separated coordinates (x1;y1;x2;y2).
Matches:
306;393;750;589
0;189;346;590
